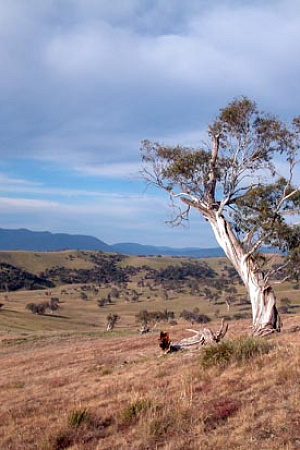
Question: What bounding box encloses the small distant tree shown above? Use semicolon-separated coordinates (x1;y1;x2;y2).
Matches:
26;302;48;315
80;292;88;301
97;298;106;308
135;309;151;328
136;309;175;327
131;290;142;302
180;308;211;324
142;97;300;335
106;314;120;331
48;297;60;314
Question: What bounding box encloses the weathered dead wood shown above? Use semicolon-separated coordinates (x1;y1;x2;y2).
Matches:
281;325;300;334
140;322;157;334
159;320;228;353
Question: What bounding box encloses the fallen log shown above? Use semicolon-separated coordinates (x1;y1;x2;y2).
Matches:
159;320;228;353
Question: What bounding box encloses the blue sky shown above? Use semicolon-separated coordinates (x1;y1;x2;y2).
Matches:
0;0;300;247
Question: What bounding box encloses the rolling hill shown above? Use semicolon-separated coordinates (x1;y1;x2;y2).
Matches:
0;228;225;257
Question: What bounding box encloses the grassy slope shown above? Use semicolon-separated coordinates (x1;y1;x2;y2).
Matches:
0;250;96;274
1;317;300;449
0;251;298;334
0;251;300;448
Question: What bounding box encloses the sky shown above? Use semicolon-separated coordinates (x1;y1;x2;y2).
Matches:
0;0;300;248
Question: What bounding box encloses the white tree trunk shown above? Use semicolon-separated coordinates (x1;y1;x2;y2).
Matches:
106;322;113;331
209;213;280;335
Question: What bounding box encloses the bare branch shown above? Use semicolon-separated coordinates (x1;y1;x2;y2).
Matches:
161;320;229;353
205;134;219;206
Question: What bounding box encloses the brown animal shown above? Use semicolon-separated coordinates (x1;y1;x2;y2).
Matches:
158;331;171;351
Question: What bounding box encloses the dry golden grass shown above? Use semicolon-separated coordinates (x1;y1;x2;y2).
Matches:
0;250;97;274
1;315;300;449
0;251;300;448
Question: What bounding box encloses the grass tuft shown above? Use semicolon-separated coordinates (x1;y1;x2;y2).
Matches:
233;336;274;363
200;337;274;368
120;398;152;425
68;407;89;428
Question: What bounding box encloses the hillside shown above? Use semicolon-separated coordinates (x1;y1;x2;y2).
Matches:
0;250;298;328
0;228;225;257
1;317;300;449
0;228;110;252
0;250;299;448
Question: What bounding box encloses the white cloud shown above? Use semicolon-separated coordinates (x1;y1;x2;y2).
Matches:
0;1;299;247
0;197;59;211
0;174;42;186
76;161;141;178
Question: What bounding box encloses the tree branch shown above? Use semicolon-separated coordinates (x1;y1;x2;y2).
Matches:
205;134;219;206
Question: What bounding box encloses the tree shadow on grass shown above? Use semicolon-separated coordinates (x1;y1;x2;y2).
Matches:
43;313;70;319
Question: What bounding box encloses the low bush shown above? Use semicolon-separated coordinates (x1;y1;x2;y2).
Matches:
200;337;274;368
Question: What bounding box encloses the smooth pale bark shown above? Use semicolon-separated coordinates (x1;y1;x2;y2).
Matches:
209;212;280;336
166;320;229;353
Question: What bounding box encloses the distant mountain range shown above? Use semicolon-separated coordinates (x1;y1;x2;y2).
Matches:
0;228;225;257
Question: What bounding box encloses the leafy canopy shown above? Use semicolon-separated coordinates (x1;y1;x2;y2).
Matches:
141;97;300;279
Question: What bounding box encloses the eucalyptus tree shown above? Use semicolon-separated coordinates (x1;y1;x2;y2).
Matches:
141;98;300;336
106;313;120;331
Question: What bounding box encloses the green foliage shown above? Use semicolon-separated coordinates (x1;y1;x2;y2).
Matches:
232;337;274;363
154;262;216;281
44;253;130;285
180;308;211;324
106;313;120;330
233;180;300;253
26;302;48;315
200;337;274;368
141;97;300;283
201;341;235;368
135;309;175;326
0;262;54;292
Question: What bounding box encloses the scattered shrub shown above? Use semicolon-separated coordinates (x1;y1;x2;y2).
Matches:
180;308;211;324
201;341;235;368
135;309;175;327
233;337;274;363
26;302;48;315
106;313;120;331
200;337;274;368
97;298;107;307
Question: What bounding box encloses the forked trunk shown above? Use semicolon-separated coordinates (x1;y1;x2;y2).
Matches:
209;213;280;335
242;263;280;336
